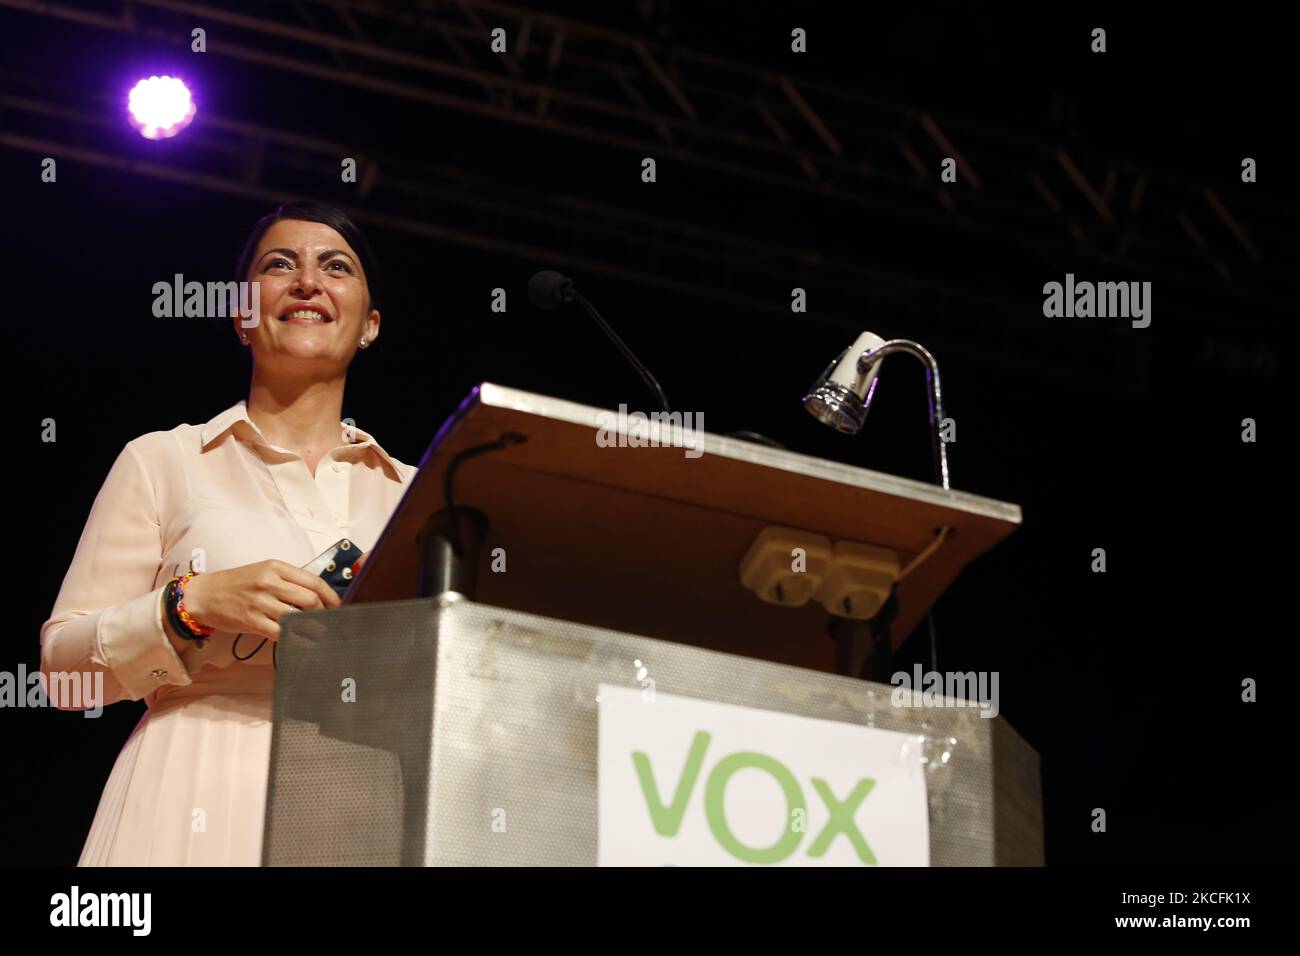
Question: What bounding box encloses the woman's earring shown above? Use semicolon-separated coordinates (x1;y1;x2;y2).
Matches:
359;338;369;348
240;334;249;344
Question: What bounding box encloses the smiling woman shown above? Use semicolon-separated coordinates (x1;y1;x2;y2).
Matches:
39;201;417;866
234;202;385;395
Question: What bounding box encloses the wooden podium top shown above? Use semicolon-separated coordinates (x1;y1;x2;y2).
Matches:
349;383;1021;673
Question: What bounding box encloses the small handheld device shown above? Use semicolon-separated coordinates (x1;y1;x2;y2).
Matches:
303;538;365;598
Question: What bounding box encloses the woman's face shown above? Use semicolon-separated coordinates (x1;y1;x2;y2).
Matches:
237;218;379;369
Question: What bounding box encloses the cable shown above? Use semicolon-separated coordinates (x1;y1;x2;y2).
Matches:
897;526;951;581
928;609;938;675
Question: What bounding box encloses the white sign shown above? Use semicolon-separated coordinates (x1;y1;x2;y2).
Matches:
597;685;929;866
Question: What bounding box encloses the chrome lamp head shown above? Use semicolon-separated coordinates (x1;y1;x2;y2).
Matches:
802;331;888;434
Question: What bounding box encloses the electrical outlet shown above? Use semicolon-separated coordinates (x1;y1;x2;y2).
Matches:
739;527;833;607
816;541;900;619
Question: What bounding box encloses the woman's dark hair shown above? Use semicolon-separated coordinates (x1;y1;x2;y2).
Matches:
234;201;382;310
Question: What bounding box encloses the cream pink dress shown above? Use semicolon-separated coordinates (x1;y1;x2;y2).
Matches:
40;401;416;866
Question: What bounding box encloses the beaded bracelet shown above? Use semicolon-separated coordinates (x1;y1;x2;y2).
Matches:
163;579;201;647
168;571;213;641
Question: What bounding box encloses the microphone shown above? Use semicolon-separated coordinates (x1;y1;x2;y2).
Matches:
526;270;575;309
528;270;672;414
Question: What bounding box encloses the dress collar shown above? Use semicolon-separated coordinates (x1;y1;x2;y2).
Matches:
199;400;403;481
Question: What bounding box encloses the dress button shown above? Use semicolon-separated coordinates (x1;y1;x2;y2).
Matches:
150;669;168;681
332;464;341;472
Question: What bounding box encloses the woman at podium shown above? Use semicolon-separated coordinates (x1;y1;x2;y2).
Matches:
39;202;416;866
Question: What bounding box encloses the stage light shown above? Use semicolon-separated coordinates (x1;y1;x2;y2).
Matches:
127;75;195;140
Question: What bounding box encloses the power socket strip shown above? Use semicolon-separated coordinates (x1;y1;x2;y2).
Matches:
739;526;900;619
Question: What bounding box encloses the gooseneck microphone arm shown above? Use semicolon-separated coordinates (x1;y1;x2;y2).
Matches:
527;270;671;415
573;292;672;415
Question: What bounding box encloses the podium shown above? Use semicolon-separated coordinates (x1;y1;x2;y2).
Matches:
263;383;1038;866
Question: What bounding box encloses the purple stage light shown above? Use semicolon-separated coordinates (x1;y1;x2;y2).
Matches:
127;76;196;140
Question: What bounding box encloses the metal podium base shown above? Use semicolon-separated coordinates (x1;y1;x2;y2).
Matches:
264;598;1042;866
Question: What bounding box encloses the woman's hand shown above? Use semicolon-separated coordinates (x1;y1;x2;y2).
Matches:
180;560;342;641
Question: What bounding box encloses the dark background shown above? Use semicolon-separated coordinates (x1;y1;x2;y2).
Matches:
1;1;1292;866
